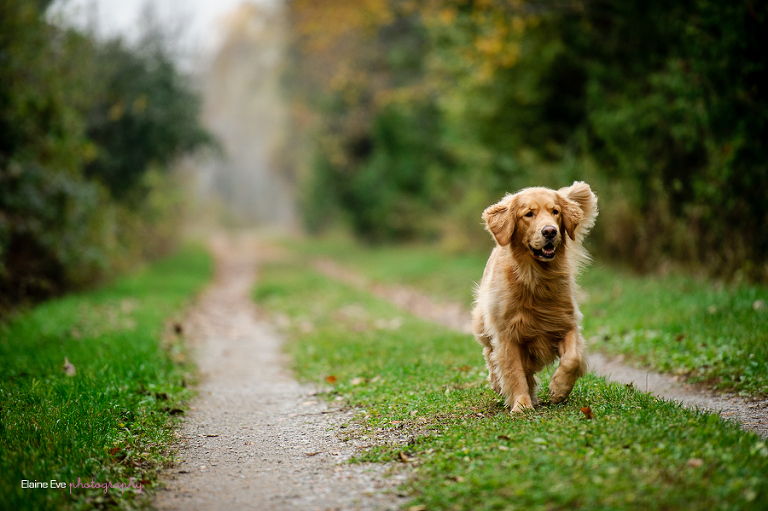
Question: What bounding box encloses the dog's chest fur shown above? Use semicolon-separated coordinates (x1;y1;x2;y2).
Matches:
486;248;577;357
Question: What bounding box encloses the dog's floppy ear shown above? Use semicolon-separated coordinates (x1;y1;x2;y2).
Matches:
482;195;517;246
557;193;583;241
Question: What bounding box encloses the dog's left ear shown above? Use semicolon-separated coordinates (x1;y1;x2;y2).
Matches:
482;195;517;246
557;194;583;241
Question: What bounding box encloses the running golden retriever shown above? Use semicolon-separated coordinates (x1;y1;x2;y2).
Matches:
472;181;598;412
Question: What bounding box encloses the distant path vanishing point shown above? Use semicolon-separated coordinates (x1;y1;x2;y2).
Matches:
313;258;768;438
155;234;405;511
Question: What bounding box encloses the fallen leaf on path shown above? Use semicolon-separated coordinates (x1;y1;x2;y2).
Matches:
305;451;324;456
408;506;427;511
62;357;76;376
399;452;412;463
326;375;337;384
580;406;594;419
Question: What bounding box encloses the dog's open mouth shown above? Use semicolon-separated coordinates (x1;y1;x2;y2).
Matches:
530;243;556;260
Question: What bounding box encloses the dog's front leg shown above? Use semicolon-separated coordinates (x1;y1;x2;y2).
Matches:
549;329;587;403
492;340;533;412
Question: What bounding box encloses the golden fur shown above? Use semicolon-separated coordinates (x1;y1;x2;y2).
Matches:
472;181;598;412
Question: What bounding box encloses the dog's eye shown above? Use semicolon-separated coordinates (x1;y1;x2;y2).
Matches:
553;209;559;215
525;211;534;217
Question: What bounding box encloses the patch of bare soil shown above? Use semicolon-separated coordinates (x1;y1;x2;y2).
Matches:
154;234;407;511
313;258;768;438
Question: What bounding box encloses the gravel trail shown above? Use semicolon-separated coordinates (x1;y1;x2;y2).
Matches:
154;235;406;511
313;258;768;438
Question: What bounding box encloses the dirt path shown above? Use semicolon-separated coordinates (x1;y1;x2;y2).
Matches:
314;258;768;438
154;235;406;511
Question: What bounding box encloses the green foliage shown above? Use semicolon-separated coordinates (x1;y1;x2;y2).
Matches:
0;163;112;301
84;38;212;199
305;100;450;241
0;0;212;313
254;256;768;511
286;0;768;281
0;245;212;511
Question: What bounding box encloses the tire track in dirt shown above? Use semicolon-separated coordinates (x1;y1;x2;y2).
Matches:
313;258;768;438
154;235;406;511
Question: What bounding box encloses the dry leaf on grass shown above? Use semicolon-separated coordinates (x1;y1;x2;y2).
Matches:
580;406;594;419
62;357;76;377
326;375;337;384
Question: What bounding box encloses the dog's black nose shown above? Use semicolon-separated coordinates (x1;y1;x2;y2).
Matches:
542;226;557;239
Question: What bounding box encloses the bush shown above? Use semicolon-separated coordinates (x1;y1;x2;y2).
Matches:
285;0;768;281
0;0;212;315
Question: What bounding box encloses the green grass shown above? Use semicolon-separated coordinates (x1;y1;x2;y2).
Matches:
579;265;768;395
286;235;768;396
254;258;768;511
289;235;486;307
0;245;212;511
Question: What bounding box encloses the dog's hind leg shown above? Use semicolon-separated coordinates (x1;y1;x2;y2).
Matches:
549;329;586;403
473;308;501;393
526;373;540;406
483;346;502;393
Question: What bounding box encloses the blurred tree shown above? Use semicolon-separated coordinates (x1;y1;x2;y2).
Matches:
285;0;768;280
84;37;212;200
0;0;212;314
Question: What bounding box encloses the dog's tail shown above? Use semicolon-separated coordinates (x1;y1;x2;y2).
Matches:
558;181;598;246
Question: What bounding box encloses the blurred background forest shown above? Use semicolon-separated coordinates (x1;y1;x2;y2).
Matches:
0;0;214;314
283;0;767;282
2;0;767;315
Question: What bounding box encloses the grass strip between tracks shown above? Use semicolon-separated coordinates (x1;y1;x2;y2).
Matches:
255;255;768;511
287;236;768;397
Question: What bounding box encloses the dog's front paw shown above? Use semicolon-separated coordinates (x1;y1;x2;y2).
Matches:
510;396;534;413
548;376;574;404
